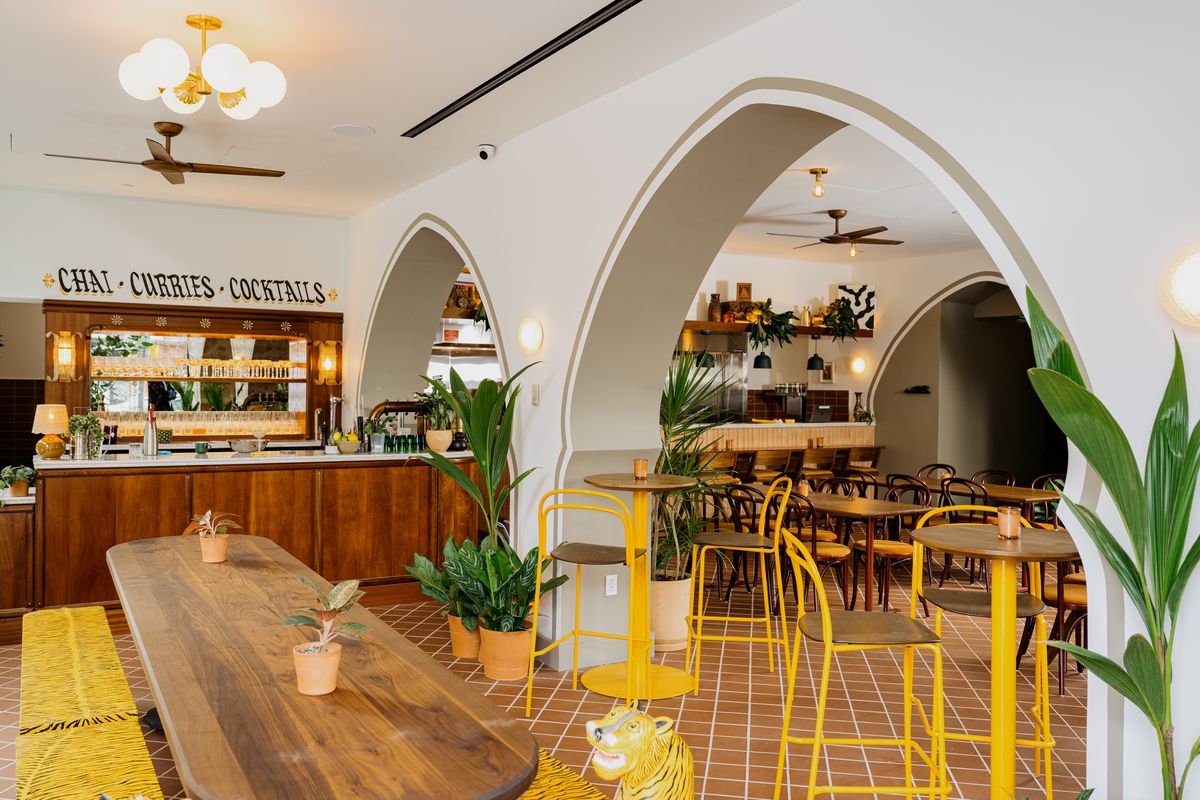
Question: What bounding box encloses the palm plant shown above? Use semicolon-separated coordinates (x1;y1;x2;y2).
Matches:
654;354;735;579
1026;288;1200;800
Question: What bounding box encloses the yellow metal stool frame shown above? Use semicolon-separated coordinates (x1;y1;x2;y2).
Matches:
909;505;1057;797
687;476;793;693
774;529;949;799
526;489;639;716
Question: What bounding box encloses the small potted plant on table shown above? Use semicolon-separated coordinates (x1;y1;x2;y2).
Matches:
406;538;482;659
0;466;34;498
414;381;456;453
182;510;241;563
284;576;369;695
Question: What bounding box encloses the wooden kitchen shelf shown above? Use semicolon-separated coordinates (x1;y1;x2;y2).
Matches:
681;320;874;339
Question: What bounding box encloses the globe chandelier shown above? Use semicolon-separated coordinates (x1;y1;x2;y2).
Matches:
118;14;286;120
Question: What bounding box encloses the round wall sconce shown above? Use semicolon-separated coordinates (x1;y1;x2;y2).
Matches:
1161;251;1200;325
517;318;544;355
850;356;867;375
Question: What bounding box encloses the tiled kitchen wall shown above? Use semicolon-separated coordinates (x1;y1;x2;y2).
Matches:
0;380;43;470
746;389;850;422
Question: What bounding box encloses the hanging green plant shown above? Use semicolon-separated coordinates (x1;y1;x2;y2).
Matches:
822;297;859;343
473;300;490;331
746;298;796;350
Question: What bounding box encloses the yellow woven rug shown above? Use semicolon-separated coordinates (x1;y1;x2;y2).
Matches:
17;606;163;800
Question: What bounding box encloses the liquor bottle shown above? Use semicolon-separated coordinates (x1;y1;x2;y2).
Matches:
142;404;158;458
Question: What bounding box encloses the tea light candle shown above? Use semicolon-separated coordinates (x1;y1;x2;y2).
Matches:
633;458;648;480
997;507;1021;540
797;480;810;497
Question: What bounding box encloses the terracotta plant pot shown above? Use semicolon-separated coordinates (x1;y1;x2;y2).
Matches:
651;577;692;652
293;642;342;696
479;627;532;681
426;429;453;453
7;481;29;498
200;534;229;563
447;615;481;659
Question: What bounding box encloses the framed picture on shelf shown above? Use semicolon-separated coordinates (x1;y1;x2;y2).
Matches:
736;282;753;302
819;362;836;383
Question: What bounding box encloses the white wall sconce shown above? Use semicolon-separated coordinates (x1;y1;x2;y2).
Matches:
1161;251;1200;325
46;331;82;382
517;318;544;355
850;356;868;375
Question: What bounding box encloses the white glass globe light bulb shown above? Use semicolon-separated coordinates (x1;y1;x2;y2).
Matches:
851;357;867;375
811;178;825;198
517;318;544;355
1162;253;1200;325
201;43;250;93
244;61;287;108
139;38;190;89
162;89;205;116
849;244;858;258
221;97;260;120
118;53;160;100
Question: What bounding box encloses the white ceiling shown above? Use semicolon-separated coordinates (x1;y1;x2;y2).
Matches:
0;0;796;217
722;126;981;263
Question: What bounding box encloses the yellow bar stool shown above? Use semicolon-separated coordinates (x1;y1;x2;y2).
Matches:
774;529;948;799
687;476;792;693
908;505;1057;797
525;489;640;717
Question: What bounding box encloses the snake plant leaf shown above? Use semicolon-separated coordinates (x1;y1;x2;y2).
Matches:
283;614;321;629
1057;495;1153;634
1048;639;1153;721
1028;367;1147;558
1146;339;1190;615
1025;288;1084;386
1123;634;1166;726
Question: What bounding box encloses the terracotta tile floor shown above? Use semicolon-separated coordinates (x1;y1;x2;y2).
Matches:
0;563;1087;799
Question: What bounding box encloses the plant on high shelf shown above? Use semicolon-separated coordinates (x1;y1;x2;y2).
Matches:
745;298;796;353
67;414;102;458
1026;288;1200;800
650;353;735;651
283;576;368;696
0;465;34;498
406;538;484;659
182;509;241;564
821;297;859;343
412;381;457;453
169;381;199;412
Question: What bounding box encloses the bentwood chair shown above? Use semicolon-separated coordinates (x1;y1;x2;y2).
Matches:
526;489;638;716
917;463;956;480
1031;473;1066;526
970;468;1016;486
850;484;932;612
774;528;948;800
1043;569;1088;695
937;478;992;586
909;506;1057;794
781;494;852;611
688;476;793;692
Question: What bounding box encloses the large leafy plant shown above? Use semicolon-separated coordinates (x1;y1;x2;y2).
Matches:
405;538;482;631
283;577;369;654
412;383;456;430
746;298;796;350
442;538;567;632
654;354;735;579
1026;289;1200;800
420;364;536;543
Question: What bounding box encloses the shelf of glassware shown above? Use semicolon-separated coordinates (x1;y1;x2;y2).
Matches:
91;356;307;381
94;410;304;438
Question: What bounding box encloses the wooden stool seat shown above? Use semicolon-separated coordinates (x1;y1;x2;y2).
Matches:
692;529;769;550
754;469;783;482
810;541;851;559
1062;571;1087;585
853;538;914;557
784;526;838;543
799;610;941;646
1044;581;1087;606
551;542;645;566
801;468;834;481
924;587;1045;619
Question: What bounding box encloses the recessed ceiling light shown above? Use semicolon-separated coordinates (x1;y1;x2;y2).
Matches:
332;123;375;137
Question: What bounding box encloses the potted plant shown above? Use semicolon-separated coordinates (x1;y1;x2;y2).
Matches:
67;414;102;458
651;355;735;650
181;510;241;563
0;465;34;497
1026;289;1200;800
443;538;567;679
413;382;456;453
283;576;368;696
822;297;859;343
745;298;796;364
406;538;482;659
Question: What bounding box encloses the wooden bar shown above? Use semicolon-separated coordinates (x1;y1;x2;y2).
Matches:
700;422;875;451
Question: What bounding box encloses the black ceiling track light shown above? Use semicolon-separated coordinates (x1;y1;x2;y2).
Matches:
401;0;645;138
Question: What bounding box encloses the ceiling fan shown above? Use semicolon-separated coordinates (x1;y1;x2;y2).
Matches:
767;209;903;254
43;121;285;185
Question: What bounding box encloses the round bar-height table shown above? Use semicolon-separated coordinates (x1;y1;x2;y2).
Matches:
582;472;696;700
910;524;1078;800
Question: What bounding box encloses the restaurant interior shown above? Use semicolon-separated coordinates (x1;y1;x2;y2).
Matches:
0;3;1197;799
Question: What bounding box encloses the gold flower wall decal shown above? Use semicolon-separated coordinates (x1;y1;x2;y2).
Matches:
242;320;254;330
155;317;168;327
199;318;212;329
110;315;124;326
43;273;56;288
327;289;339;302
280;321;293;331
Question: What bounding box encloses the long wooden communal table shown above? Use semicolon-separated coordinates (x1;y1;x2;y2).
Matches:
802;492;929;612
920;478;1059;519
108;535;539;800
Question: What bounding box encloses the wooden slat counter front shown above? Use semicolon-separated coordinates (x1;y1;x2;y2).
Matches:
699;422;875;452
33;450;487;610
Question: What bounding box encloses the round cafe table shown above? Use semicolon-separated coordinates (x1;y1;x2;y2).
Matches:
582;472;697;700
910;523;1078;800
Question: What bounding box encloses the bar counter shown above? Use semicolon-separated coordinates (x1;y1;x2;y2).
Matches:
8;450;488;641
700;421;875;451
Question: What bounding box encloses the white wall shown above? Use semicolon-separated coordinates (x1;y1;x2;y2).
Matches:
0;187;347;312
874;304;941;477
0;302;45;379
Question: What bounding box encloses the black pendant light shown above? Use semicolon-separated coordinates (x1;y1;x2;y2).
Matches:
694;330;716;368
806;351;824;371
753;351;772;369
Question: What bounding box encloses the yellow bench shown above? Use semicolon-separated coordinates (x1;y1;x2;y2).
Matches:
17;606;162;800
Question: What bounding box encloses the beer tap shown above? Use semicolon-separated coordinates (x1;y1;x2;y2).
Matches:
329;396;345;438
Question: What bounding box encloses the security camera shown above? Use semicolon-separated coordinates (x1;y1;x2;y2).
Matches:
477;144;496;161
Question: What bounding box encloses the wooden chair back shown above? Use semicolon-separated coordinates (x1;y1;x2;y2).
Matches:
804;448;838;471
831;448;850;474
756;449;790;472
887;473;924;490
883;484;931;536
971;468;1016;486
917;463;956;480
841;468;877;499
846;446;883;469
1031;473;1065;525
783;494;822;553
731;451;757;483
940;478;991;522
725;484;762;532
703;450;736;473
782;449;808;479
817;477;860;497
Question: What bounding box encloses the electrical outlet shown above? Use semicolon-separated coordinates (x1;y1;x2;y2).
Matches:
605;574;618;596
531;383;540;406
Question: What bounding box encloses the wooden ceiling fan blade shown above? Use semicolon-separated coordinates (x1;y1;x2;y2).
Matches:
853;237;904;245
766;232;822;239
160;170;184;186
792;242;823;250
146;139;176;165
44;153;142;165
189;162;285;177
842;226;888;240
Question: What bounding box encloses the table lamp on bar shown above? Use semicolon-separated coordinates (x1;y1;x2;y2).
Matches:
32;404;68;460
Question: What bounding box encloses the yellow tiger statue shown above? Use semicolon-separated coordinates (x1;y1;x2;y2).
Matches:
585;704;694;800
